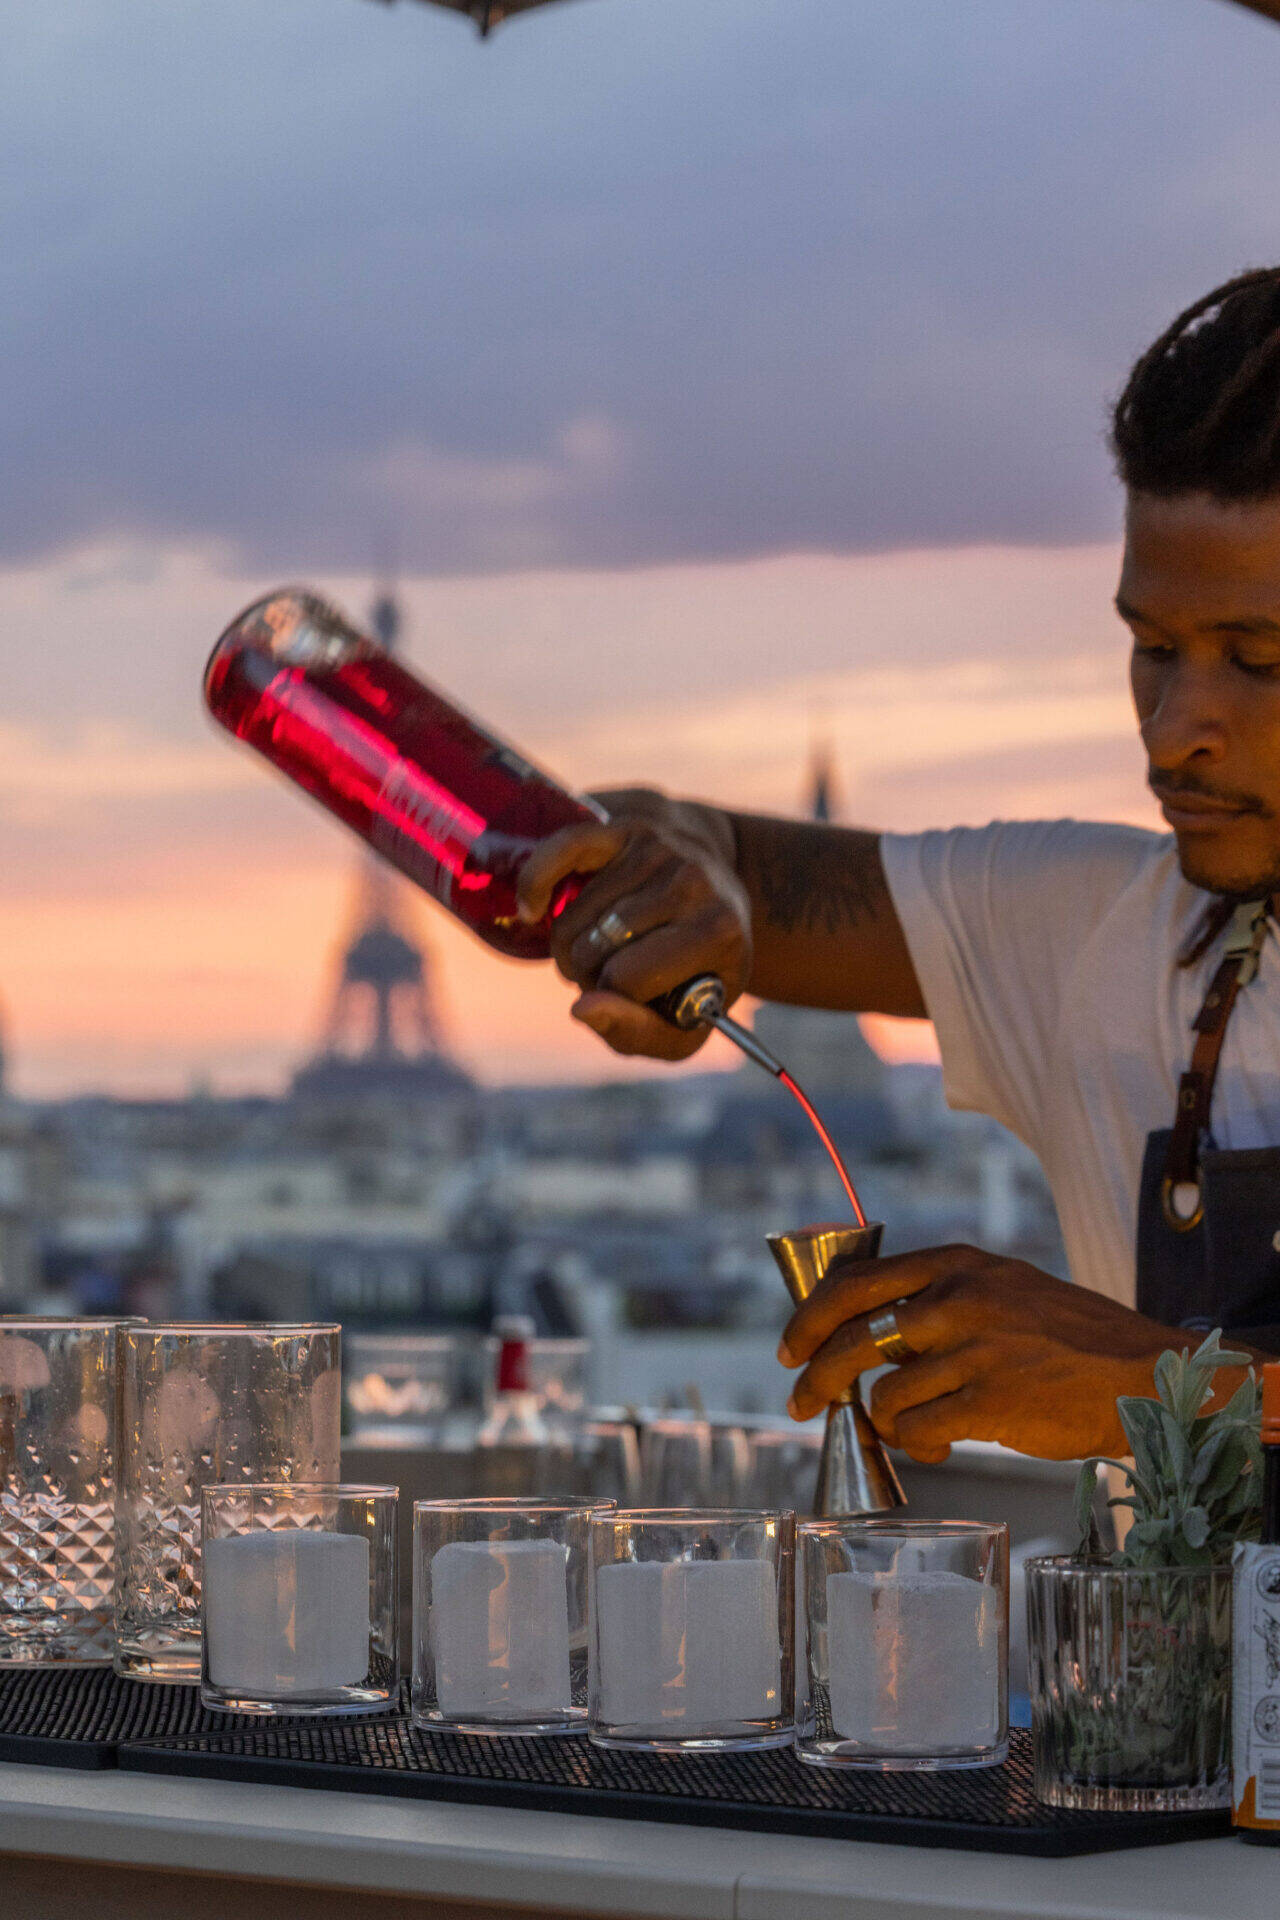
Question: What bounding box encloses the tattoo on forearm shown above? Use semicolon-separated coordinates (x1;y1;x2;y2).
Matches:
741;822;886;938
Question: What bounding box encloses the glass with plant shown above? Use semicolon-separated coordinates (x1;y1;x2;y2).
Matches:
1027;1329;1262;1811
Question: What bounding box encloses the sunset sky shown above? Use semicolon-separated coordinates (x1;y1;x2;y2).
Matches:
5;0;1280;1097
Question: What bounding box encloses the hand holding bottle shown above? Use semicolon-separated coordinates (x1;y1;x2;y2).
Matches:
516;788;754;1061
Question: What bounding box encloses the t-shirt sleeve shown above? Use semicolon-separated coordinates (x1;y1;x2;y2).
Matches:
879;819;1160;1152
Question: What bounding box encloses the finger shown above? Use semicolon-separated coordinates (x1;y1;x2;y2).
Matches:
516;823;628;924
594;906;740;1006
890;1387;985;1464
867;1345;980;1445
586;787;669;821
566;878;685;986
554;848;682;980
779;1245;985;1366
785;1296;958;1421
572;990;708;1061
893;1429;952;1466
781;1295;952;1419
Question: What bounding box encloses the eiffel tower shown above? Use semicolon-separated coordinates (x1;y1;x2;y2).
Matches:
291;593;472;1102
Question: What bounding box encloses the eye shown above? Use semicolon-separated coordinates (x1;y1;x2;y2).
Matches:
1131;639;1175;663
1232;651;1280;681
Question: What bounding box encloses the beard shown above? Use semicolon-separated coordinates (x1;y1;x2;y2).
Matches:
1175;835;1280;900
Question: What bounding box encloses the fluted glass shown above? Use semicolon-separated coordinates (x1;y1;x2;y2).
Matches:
1027;1557;1232;1811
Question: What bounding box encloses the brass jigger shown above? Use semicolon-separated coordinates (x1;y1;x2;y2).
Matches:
766;1222;908;1516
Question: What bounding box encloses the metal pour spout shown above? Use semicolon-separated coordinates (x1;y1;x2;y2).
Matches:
653;973;785;1075
766;1222;907;1517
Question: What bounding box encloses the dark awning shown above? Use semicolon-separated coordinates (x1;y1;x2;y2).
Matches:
371;0;586;35
380;0;1277;33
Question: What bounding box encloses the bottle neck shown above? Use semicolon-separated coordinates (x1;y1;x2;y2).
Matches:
1263;1444;1280;1545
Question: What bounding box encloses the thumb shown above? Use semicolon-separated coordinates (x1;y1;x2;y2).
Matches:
516;822;627;923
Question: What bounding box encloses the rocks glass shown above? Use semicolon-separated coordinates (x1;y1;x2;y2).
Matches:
1027;1557;1232;1811
797;1518;1008;1770
201;1483;397;1715
580;1421;641;1506
114;1322;341;1681
639;1418;712;1507
0;1318;129;1666
412;1497;610;1734
589;1509;794;1752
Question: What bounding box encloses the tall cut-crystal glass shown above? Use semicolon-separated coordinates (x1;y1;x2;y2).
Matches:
114;1322;341;1681
0;1318;131;1667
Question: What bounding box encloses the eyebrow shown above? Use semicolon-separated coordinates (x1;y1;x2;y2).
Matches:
1208;616;1280;638
1114;595;1280;640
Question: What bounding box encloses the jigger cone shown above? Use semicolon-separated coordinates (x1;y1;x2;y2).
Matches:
766;1222;907;1517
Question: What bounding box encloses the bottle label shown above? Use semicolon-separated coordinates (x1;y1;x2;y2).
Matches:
1232;1540;1280;1829
371;762;487;909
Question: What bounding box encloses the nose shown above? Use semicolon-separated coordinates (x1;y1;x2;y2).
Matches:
1137;656;1230;776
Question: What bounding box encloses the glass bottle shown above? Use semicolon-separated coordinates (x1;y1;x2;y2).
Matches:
204;589;605;960
1233;1361;1280;1843
477;1317;550;1448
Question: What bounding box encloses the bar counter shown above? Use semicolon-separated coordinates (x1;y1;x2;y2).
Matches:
0;1759;1274;1920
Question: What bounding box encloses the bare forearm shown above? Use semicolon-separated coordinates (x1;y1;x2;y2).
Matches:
523;789;926;1059
725;811;925;1016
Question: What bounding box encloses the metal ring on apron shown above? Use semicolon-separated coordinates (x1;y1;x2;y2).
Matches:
1160;1174;1205;1235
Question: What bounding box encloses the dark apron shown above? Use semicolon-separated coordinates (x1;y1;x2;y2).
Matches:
1135;894;1280;1348
1136;1129;1280;1347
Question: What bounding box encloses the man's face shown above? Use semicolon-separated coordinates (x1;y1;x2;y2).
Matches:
1118;490;1280;898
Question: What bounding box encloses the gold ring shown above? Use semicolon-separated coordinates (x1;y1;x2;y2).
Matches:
867;1306;917;1366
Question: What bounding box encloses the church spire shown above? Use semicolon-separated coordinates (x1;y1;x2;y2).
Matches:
807;739;838;824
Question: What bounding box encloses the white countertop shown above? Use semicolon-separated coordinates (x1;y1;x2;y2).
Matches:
0;1760;1276;1919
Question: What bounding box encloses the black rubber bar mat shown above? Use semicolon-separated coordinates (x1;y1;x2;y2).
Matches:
0;1667;396;1769
123;1719;1230;1857
0;1671;1230;1854
0;1666;247;1769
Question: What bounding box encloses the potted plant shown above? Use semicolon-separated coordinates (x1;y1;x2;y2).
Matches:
1027;1329;1262;1811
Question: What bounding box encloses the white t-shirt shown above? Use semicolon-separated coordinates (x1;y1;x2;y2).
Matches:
880;820;1280;1307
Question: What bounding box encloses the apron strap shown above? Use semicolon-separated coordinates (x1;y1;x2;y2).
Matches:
1161;897;1271;1232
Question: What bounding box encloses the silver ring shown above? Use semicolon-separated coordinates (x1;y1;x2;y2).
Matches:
867;1306;917;1366
586;908;635;959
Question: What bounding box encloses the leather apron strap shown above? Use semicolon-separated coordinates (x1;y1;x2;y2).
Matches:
1161;897;1272;1232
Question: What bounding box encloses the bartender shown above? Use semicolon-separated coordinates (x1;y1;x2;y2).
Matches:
517;264;1280;1465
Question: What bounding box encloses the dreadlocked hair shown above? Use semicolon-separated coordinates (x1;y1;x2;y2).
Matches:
1111;267;1280;501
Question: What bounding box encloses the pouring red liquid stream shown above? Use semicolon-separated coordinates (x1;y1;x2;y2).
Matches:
777;1069;868;1228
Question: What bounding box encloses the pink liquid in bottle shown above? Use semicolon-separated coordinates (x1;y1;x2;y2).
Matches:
204;589;603;960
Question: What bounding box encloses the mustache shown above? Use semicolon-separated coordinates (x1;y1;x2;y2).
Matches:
1147;770;1272;816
